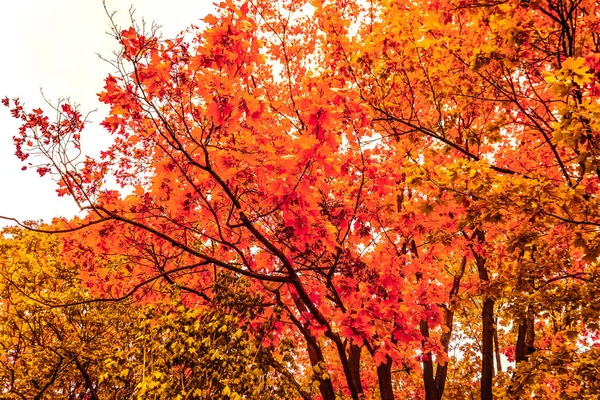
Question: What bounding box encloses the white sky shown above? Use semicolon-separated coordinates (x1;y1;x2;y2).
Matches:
0;0;214;227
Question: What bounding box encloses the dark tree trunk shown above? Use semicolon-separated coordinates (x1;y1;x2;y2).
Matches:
348;344;364;396
515;306;535;363
525;307;535;354
434;256;466;398
473;229;494;400
377;356;394;400
434;307;454;399
481;297;495;400
420;319;441;400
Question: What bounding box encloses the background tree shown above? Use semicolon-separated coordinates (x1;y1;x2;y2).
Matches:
0;229;306;399
0;228;131;399
102;290;305;399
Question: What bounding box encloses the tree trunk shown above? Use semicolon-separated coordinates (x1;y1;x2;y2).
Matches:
434;256;466;398
525;307;535;355
481;297;495;400
473;229;494;400
377;356;395;400
515;306;535;363
434;307;454;398
420;319;442;400
348;344;364;396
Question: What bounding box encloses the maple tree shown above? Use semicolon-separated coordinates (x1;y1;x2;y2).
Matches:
3;0;600;398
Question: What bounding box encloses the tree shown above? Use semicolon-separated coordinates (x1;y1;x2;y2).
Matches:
0;228;304;399
0;228;131;399
102;293;305;399
340;0;600;397
4;0;600;398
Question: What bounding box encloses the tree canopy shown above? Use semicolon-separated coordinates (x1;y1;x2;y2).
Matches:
3;0;600;398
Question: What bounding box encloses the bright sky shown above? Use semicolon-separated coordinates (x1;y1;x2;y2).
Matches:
0;0;214;228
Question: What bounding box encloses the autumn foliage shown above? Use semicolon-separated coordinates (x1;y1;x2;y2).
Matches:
3;0;600;398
